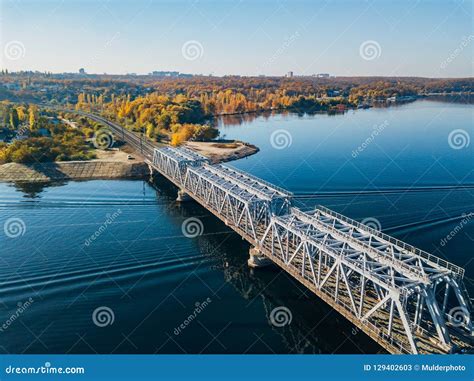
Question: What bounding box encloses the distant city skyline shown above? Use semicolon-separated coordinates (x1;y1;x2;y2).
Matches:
1;0;473;78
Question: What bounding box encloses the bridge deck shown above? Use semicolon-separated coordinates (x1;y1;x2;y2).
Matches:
315;206;465;277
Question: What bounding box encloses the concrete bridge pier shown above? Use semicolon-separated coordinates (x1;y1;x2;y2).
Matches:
147;163;154;181
248;247;272;268
177;189;192;202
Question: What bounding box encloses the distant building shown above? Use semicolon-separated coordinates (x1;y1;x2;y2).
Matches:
150;71;180;77
316;73;330;78
286;71;294;78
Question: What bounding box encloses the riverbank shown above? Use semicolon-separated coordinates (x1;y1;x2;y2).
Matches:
0;140;259;182
0;150;148;182
185;141;259;163
0;161;148;183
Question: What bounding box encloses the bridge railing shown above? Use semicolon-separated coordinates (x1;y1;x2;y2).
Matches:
292;208;430;286
221;163;293;198
316;205;465;278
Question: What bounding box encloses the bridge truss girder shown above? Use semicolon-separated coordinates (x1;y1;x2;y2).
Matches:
184;166;279;242
151;146;472;354
257;209;472;354
152;147;209;187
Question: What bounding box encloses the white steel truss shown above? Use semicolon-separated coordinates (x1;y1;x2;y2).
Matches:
183;164;291;242
151;147;473;354
152;146;209;186
259;208;473;354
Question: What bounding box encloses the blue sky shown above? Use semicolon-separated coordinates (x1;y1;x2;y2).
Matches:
1;0;472;77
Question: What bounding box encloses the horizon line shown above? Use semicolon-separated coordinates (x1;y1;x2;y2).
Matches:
2;70;473;80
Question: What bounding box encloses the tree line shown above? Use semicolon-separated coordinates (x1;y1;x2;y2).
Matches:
0;102;96;163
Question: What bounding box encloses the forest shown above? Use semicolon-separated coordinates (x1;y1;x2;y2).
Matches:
1;72;473;148
0;102;97;163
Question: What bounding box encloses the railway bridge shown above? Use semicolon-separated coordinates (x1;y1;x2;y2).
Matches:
38;107;473;354
149;145;473;355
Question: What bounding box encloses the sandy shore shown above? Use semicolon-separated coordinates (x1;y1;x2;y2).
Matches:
185;141;259;164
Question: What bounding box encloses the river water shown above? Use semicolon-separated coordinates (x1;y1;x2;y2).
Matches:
0;99;472;354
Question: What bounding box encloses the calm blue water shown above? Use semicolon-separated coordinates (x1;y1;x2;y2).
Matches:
0;100;472;354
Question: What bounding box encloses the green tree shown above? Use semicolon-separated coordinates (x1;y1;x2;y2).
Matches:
10;108;19;129
28;105;38;130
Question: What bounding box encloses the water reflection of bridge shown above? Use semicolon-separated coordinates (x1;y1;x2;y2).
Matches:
148;146;472;354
